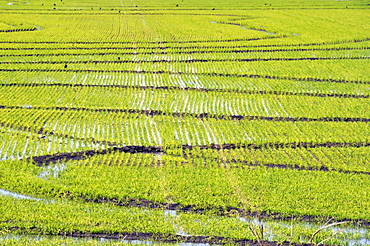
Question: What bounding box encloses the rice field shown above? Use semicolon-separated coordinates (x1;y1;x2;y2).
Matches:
0;0;369;245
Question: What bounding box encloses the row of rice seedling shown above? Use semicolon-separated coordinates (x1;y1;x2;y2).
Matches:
0;125;98;161
186;146;370;173
1;0;369;245
2;193;365;245
1;108;369;148
1;156;369;223
2;42;368;59
1;7;368;43
2;71;370;98
1;85;369;118
2;58;369;82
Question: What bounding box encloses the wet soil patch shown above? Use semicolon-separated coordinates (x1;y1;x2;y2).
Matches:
81;196;370;227
65;232;315;246
28;141;370;166
30;146;162;166
211;21;276;35
4;229;318;246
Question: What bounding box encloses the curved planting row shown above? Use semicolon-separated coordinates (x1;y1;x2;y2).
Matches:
0;120;117;149
79;196;370;227
2;104;370;122
1;82;368;98
189;142;370;150
5;40;368;51
0;36;368;46
28;141;370;166
233;162;370;175
0;35;286;45
186;155;370;175
2;46;368;57
28;145;370;176
2;56;368;64
0;69;367;84
30;146;162;166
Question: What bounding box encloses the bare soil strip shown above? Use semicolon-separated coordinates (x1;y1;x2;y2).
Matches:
0;69;367;84
1;82;368;98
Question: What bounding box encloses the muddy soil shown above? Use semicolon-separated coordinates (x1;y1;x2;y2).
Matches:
29;141;370;166
3;228;329;246
30;146;162;166
82;195;370;227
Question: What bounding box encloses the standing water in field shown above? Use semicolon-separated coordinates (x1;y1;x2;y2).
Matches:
0;234;217;246
210;21;276;35
236;216;370;246
38;163;67;179
0;189;41;201
0;189;54;203
164;210;192;237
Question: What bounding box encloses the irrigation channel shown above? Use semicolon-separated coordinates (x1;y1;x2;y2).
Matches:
1;187;369;246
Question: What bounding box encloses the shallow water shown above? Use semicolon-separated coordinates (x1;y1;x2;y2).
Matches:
0;197;368;245
1;234;216;246
164;210;191;237
0;189;368;245
236;216;370;246
348;238;370;246
0;188;54;203
38;163;67;179
0;188;41;201
210;21;276;35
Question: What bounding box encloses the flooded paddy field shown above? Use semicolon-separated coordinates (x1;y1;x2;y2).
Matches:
0;0;369;245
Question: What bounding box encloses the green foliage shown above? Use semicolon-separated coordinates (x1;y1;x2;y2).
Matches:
0;0;369;245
